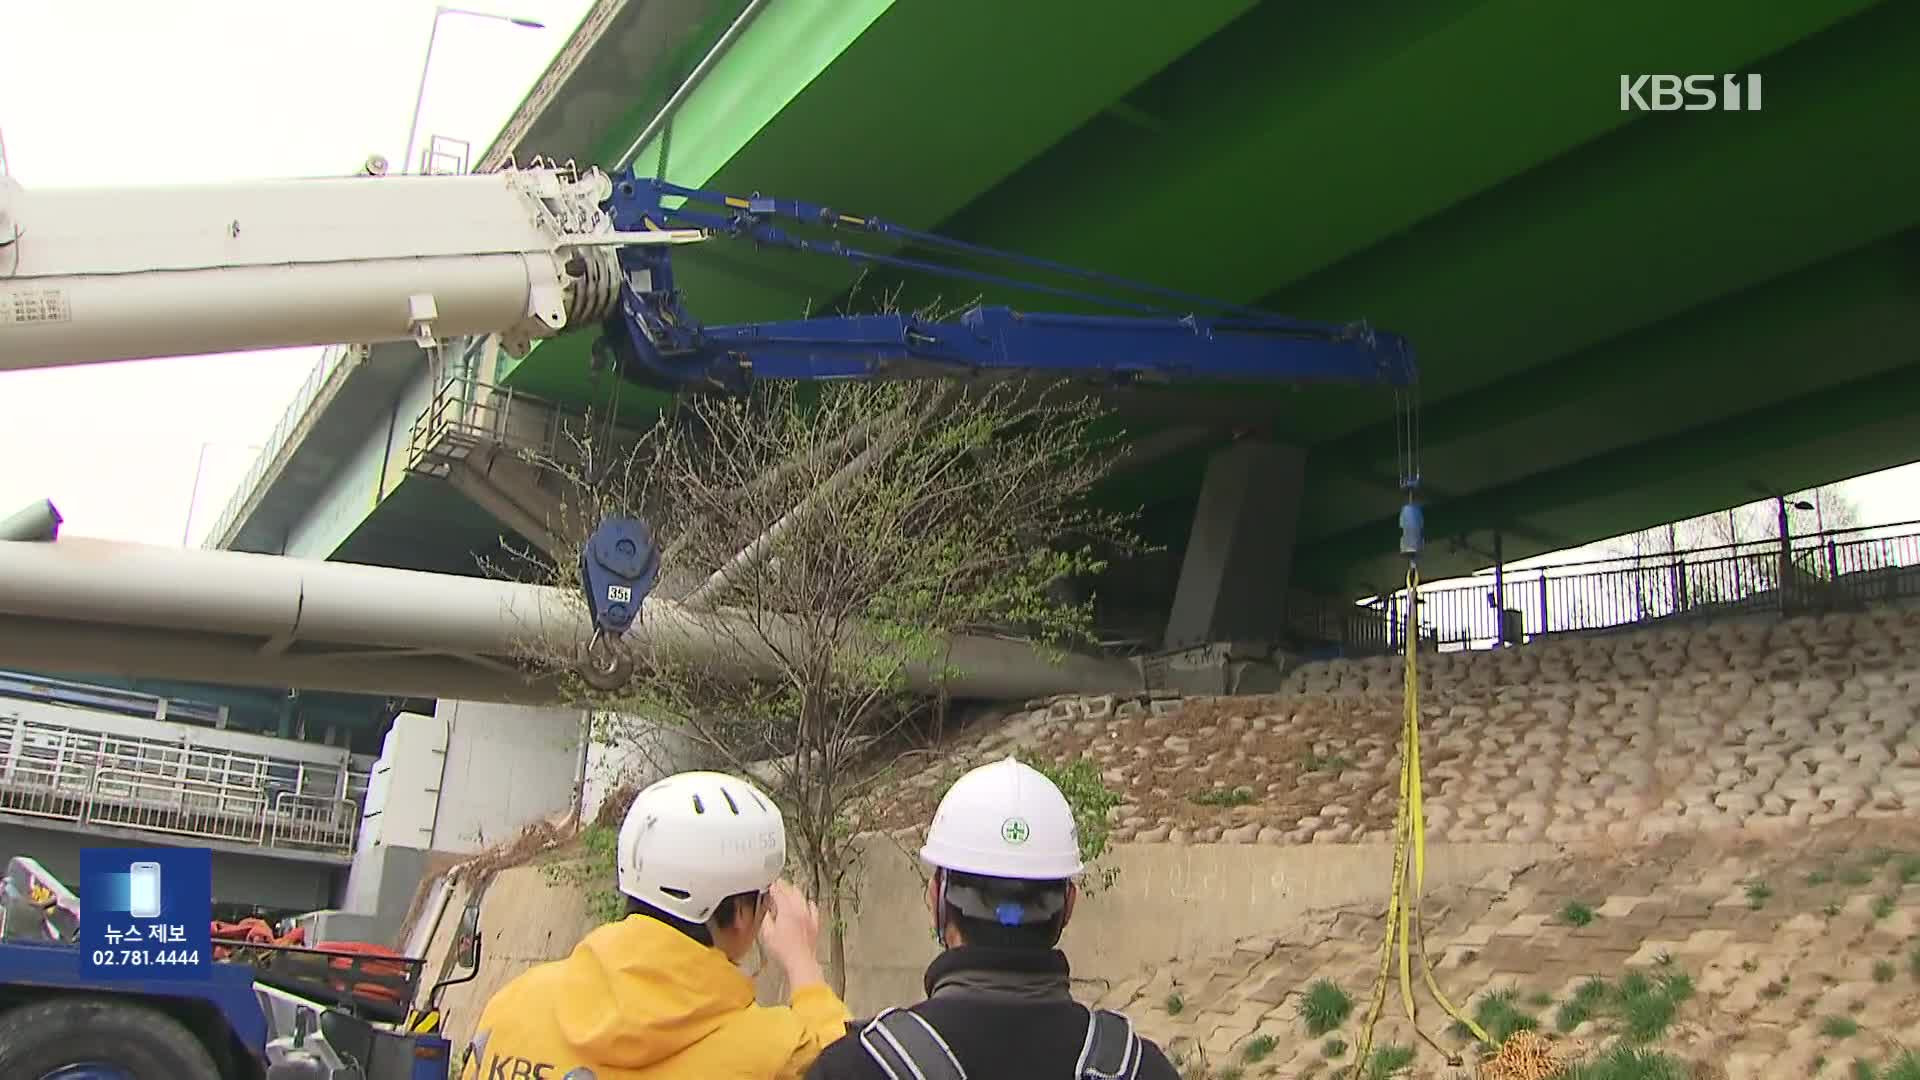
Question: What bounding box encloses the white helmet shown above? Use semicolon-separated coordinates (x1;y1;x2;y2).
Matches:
920;756;1083;881
616;771;786;923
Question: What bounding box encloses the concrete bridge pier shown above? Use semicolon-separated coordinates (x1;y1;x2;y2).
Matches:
1165;440;1308;648
1157;441;1309;693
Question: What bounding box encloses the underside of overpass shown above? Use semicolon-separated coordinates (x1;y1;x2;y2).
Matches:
225;0;1920;654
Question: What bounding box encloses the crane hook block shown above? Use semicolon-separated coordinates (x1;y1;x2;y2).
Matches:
580;516;660;636
1398;503;1425;558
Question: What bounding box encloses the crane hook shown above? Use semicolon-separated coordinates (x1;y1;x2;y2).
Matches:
577;629;634;691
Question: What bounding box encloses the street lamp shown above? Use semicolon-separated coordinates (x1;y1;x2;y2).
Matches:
1786;497;1839;581
401;6;546;176
1778;495;1823;542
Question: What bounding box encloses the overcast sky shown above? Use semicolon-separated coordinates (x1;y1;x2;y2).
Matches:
1;2;1913;554
0;0;591;544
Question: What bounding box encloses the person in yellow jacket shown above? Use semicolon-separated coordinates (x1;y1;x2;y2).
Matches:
459;771;851;1079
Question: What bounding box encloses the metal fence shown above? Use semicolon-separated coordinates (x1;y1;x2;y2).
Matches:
1359;523;1920;654
421;134;473;176
406;373;579;480
202;343;367;550
0;713;364;858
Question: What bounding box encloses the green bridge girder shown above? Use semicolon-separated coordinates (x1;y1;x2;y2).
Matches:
459;0;1918;598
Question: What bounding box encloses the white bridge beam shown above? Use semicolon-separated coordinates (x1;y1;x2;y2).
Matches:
0;539;1139;704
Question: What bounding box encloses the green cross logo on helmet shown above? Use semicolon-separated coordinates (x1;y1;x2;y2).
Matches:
999;817;1031;845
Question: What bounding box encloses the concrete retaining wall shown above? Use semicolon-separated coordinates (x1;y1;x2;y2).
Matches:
417;837;1545;1053
837;837;1547;1015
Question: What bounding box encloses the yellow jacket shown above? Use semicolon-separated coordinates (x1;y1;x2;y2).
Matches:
459;914;851;1080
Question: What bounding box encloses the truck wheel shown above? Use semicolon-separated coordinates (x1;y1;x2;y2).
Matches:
0;996;221;1079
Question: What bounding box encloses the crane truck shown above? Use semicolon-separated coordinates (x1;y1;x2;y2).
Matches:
0;156;1424;1079
0;852;481;1079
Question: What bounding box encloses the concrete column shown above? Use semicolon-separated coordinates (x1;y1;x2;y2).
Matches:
582;713;707;821
427;700;584;853
1163;441;1307;649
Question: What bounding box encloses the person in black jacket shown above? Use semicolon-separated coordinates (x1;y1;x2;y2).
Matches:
806;756;1180;1080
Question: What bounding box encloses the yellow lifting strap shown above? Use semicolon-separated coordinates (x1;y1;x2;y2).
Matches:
1352;564;1491;1068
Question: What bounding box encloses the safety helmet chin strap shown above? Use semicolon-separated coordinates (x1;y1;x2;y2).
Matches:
931;868;950;947
932;867;1073;947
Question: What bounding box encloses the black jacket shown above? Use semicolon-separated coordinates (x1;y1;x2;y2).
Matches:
805;946;1180;1080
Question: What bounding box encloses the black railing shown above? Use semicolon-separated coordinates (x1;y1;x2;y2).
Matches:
1350;522;1920;654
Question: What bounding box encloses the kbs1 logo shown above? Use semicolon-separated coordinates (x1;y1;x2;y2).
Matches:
1619;74;1762;112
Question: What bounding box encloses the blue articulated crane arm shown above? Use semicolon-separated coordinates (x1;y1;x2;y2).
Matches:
592;173;1419;396
572;173;1427;686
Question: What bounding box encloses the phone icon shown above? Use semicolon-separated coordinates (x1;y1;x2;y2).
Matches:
128;862;163;920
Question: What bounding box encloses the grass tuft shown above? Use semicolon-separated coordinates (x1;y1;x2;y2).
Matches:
1301;978;1353;1037
1873;959;1895;984
1323;1037;1348;1058
1840;865;1876;887
1808;867;1836;886
1165;991;1184;1015
1241;1034;1277;1064
1884;1050;1920;1080
1560;900;1597;927
1745;880;1774;909
1819;1015;1861;1039
1617;971;1678;1042
1871;894;1897;921
1555;977;1615;1033
1363;1044;1415;1079
1190;786;1256;807
1470;988;1540;1044
1896;855;1920;886
1558;1044;1689;1080
1547;970;1690;1043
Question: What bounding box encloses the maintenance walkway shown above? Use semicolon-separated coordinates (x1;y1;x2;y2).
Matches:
0;674;369;911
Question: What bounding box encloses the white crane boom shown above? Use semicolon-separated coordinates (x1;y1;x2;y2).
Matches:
0;165;697;371
0;162;1143;703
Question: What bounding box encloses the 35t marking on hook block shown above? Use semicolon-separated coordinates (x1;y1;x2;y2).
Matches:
607;585;632;604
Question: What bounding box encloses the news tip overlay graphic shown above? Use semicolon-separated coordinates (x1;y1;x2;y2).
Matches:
79;847;213;979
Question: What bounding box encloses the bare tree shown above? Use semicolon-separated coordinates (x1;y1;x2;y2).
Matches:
498;376;1139;992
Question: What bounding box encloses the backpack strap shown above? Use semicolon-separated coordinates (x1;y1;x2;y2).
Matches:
857;1007;968;1080
1075;1008;1143;1080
